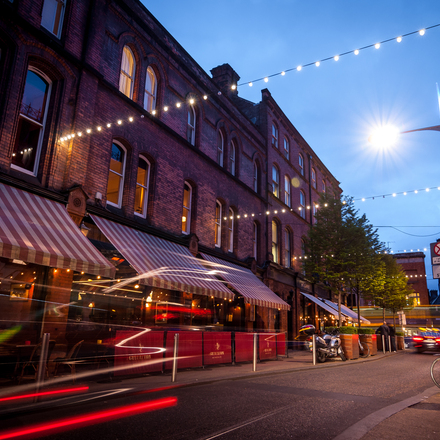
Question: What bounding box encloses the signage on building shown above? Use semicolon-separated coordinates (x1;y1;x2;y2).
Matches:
430;242;440;279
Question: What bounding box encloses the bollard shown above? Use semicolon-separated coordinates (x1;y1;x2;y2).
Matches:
252;333;257;372
312;334;316;366
382;335;385;354
171;333;179;383
388;336;392;353
35;333;50;399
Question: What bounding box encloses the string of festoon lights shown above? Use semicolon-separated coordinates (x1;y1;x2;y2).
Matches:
354;185;440;202
58;23;440;144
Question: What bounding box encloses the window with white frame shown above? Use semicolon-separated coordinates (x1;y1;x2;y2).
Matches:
272;220;279;264
134;155;150;217
283;137;289;160
299;153;304;176
272;165;279;197
182;182;192;234
107;141;126;207
285;229;291;268
228;208;234;252
271;124;278;148
284;175;291;207
311;167;317;188
322;179;326;193
253;162;258;193
217;131;224;166
229;140;236;176
215;200;222;247
144;66;157;113
253;221;258;260
299;190;305;219
119;46;135;99
12;68;51;176
187;105;196;145
41;0;65;38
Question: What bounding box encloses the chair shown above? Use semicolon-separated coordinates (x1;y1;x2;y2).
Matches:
53;340;84;383
17;340;55;383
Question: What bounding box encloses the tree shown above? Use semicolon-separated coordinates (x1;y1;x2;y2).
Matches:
302;194;384;326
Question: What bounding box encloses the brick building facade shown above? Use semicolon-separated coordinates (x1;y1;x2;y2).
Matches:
0;0;340;346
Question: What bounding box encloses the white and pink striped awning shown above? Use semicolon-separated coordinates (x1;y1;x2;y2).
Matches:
0;183;115;277
200;253;290;311
91;215;234;299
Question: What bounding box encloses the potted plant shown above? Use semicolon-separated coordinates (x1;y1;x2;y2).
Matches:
396;331;405;350
358;328;377;355
338;326;358;360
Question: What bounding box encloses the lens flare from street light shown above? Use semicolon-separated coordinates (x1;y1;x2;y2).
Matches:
368;126;399;149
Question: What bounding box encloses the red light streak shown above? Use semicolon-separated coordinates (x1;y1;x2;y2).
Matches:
0;386;89;403
0;397;177;440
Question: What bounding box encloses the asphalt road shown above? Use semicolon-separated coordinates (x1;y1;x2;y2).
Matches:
1;351;437;440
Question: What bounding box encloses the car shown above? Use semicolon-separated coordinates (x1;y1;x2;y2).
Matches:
412;329;440;353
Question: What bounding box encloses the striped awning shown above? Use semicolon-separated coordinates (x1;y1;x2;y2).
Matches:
0;183;115;277
321;298;371;324
301;292;346;321
90;215;234;299
200;253;290;311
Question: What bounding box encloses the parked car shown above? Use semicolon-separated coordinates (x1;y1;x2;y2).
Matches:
412;330;440;353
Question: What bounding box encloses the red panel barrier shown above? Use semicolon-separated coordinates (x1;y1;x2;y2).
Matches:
203;332;232;365
234;333;254;363
114;330;164;376
276;332;286;356
259;333;277;360
165;331;202;370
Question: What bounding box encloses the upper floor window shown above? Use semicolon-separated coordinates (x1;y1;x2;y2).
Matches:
284;175;291;207
134;155;150;218
312;204;317;224
283;137;289;160
271;124;278;148
119;46;135;99
41;0;65;38
182;182;192;234
272;220;279;264
187;105;196;145
215;200;222;247
253;162;258;193
272;165;279;197
299;153;304;176
322;179;326;193
12;68;51;176
107;141;126;208
229;140;236;176
311;167;317;188
217;131;224;166
299;190;306;219
228;208;234;252
144;66;157;113
285;229;292;268
253;222;258;260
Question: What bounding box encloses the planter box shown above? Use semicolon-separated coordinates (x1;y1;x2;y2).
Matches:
340;334;359;360
397;335;404;350
360;334;377;356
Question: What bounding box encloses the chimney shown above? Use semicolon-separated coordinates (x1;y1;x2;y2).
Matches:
210;64;240;98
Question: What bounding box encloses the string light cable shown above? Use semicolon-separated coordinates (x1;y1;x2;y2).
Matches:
233;23;440;89
354;185;440;202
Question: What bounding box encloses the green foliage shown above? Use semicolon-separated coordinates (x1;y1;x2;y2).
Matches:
338;326;358;334
358;328;375;334
396;331;404;336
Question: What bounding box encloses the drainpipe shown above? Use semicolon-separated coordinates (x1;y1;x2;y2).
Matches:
308;155;313;225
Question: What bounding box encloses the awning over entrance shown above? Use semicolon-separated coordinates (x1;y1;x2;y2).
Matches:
0;183;115;277
301;292;346;321
321;298;371;324
90;215;234;299
200;253;290;311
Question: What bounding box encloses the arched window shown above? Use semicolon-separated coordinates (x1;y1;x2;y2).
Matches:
215;200;222;247
119;46;135;99
311;167;317;189
299;153;304;176
272;220;279;264
285;229;292;268
299;190;306;219
229;140;236;176
182;182;192;234
228;207;234;252
107;141;126;207
217;131;224;166
253;162;258;193
134;155;150;218
272;165;279;197
284;175;291;207
12;68;51;176
41;0;66;38
312;204;317;224
271;124;278;148
283;137;289;160
253;221;258;260
144;66;157;112
187;105;196;145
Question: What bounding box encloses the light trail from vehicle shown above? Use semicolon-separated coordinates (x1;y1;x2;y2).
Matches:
0;386;89;403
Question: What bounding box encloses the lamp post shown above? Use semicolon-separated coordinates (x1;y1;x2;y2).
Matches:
401;124;440;134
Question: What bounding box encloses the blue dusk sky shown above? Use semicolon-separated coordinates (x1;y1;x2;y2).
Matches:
143;0;440;292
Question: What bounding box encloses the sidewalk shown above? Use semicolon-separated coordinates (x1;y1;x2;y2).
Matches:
1;350;439;440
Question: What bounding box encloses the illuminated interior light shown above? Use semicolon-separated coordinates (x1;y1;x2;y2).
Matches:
375;43;380;49
334;55;339;61
419;29;425;36
315;61;320;67
397;36;402;42
354;49;359;55
264;77;269;82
